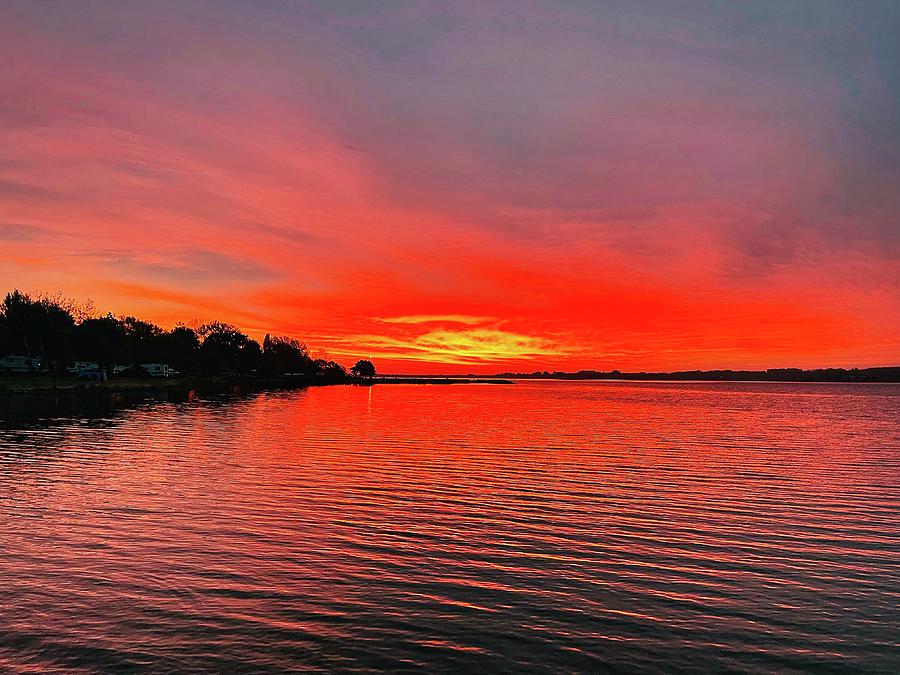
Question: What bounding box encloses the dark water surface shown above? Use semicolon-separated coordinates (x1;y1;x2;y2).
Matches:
1;381;898;672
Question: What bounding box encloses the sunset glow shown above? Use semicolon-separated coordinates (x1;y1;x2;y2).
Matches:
2;2;898;372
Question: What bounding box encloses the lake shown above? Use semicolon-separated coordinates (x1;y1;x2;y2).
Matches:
1;381;898;671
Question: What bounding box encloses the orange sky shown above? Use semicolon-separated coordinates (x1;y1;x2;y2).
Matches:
1;2;898;373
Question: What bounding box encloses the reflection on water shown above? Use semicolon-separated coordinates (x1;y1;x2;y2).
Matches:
0;388;198;428
1;381;898;671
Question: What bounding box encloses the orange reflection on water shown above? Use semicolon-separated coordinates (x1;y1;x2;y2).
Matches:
0;381;898;671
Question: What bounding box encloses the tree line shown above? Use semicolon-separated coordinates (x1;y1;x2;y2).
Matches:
0;290;376;381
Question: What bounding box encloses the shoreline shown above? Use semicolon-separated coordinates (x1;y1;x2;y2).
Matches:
0;375;515;397
0;375;515;426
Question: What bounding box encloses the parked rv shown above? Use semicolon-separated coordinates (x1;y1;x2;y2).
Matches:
77;367;107;382
140;363;172;378
67;361;99;375
0;355;43;374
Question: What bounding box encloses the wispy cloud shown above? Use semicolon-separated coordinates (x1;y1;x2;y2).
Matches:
68;248;279;286
376;314;495;325
350;328;562;365
0;223;53;242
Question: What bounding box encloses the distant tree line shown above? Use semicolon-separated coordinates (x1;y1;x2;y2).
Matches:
0;289;376;381
495;367;900;383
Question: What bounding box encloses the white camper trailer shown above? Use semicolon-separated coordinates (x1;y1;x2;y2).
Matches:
140;363;171;378
0;355;43;374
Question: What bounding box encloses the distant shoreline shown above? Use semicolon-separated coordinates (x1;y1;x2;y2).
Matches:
484;366;900;383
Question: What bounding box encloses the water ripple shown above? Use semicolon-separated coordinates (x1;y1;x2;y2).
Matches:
1;381;898;671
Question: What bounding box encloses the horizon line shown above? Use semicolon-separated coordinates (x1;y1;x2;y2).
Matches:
383;365;900;377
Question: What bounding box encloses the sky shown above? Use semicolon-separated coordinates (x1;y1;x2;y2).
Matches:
1;0;898;373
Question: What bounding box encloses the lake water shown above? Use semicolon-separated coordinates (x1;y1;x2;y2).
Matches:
1;381;898;671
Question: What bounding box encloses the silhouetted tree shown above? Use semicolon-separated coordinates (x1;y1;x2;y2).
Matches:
315;359;348;383
1;290;75;372
73;315;127;368
120;316;164;363
238;339;263;375
350;359;376;379
262;334;312;376
0;314;10;357
155;325;200;374
197;322;260;374
36;291;96;323
0;291;35;356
